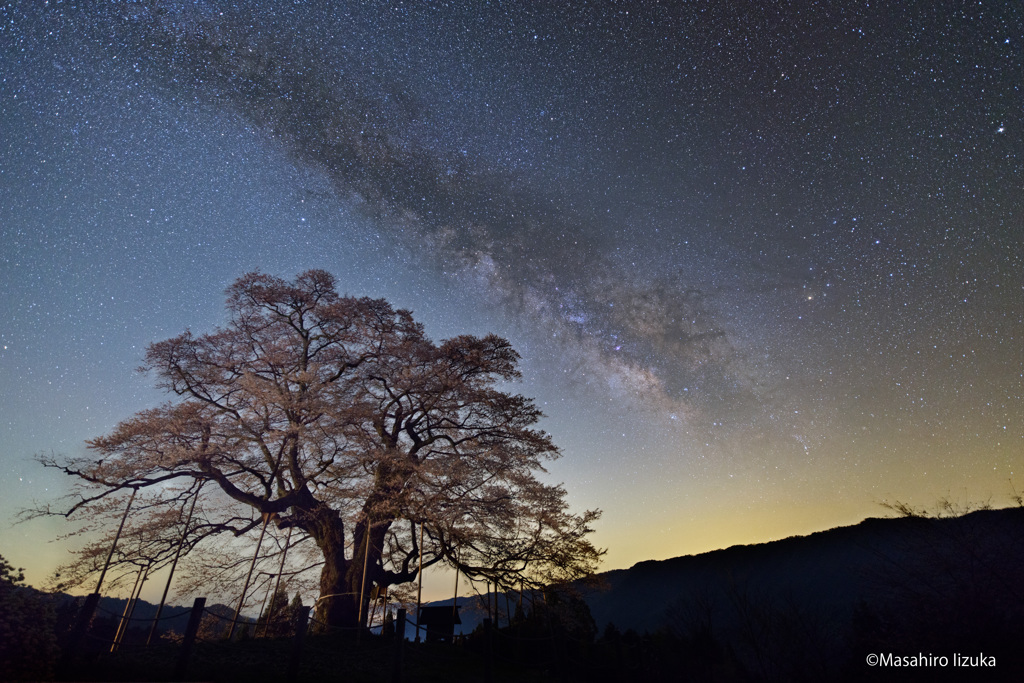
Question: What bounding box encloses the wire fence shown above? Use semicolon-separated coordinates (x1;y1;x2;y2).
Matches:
57;591;610;682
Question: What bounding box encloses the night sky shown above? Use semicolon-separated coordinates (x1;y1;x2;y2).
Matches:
1;1;1021;592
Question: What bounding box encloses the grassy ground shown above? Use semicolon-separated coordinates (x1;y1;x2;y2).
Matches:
59;631;564;682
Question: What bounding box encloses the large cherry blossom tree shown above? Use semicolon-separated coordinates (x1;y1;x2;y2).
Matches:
45;270;602;628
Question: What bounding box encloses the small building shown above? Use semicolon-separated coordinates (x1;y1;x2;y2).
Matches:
417;605;461;643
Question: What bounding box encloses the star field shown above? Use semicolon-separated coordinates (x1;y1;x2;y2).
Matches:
1;1;1021;584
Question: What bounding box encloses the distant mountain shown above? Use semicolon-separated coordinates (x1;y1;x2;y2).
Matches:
585;507;1024;635
571;506;1024;679
417;507;1024;642
38;590;252;649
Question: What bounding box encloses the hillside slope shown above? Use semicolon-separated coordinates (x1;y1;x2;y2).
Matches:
588;507;1024;633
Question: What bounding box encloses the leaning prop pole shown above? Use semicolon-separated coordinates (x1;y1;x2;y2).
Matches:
62;487;137;669
95;487;137;594
110;564;144;653
357;519;372;628
112;563;150;652
261;525;294;636
451;552;460;619
255;572;275;638
229;512;271;640
415;522;424;642
147;485;202;645
121;563;151;643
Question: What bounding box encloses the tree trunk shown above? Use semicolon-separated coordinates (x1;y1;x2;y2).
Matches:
301;504;357;630
347;517;396;627
345;460;413;626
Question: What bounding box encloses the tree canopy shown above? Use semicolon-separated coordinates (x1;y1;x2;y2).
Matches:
45;270;602;628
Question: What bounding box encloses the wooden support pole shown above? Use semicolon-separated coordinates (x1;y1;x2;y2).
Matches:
111;566;144;652
415;523;424;642
229;514;270;640
112;563;150;652
262;525;294;636
121;564;149;641
358;519;372;629
451;562;460;621
96;488;137;595
174;597;206;681
256;574;275;638
148;485;202;646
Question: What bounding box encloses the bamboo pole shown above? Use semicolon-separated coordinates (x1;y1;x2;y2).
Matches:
229;513;270;640
95;488;137;594
256;574;275;638
415;522;424;642
263;526;294;636
111;565;145;652
147;487;201;645
357;520;372;628
451;559;460;619
120;563;150;645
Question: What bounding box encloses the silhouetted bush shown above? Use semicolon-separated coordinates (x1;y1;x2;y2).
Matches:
0;554;59;681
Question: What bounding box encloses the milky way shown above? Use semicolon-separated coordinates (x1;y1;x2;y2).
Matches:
86;3;755;422
1;1;1021;578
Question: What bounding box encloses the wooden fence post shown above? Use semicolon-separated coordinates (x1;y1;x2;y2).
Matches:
60;592;101;671
484;617;493;683
391;608;406;683
287;607;310;679
174;597;206;681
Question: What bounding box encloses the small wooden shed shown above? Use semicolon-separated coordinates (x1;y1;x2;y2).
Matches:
417;605;461;643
